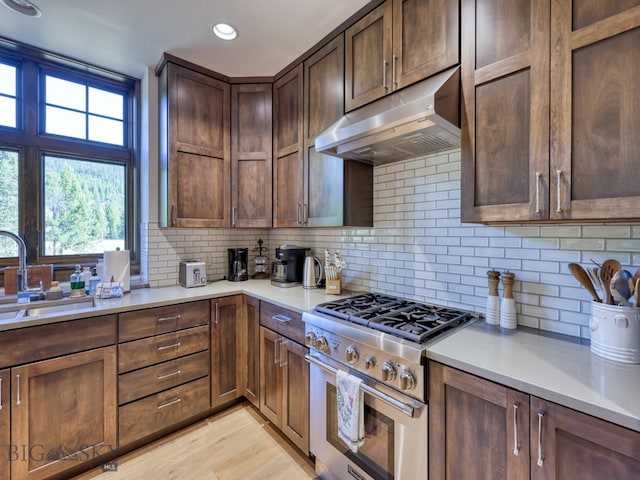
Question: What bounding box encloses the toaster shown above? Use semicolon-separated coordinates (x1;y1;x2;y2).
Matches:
179;261;207;288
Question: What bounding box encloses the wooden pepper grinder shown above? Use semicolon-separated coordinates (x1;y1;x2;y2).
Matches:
486;270;500;325
500;271;517;329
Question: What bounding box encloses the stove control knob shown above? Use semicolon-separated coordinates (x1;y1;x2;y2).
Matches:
314;335;329;352
345;345;359;365
381;361;396;382
400;368;416;391
305;331;317;347
364;356;376;370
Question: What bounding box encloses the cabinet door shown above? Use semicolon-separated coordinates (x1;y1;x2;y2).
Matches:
392;0;459;90
0;369;8;480
460;0;550;222
244;296;260;408
429;363;530;480
345;0;393;111
304;35;346;227
259;326;282;426
231;84;273;228
211;296;243;408
531;396;640;480
273;65;304;227
550;1;640;220
11;347;117;480
161;62;231;227
281;339;309;455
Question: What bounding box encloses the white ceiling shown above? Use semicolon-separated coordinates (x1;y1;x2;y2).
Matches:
0;0;371;79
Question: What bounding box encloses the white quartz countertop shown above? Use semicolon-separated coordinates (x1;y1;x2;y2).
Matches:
426;320;640;433
0;279;348;331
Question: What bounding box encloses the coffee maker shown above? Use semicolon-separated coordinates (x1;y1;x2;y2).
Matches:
228;248;248;282
270;245;309;287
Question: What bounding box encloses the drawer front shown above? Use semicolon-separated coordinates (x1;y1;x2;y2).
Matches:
260;301;304;344
118;350;210;405
118;377;211;446
119;300;210;342
0;315;117;367
118;325;210;373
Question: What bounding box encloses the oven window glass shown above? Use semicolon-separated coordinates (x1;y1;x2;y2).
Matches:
326;384;395;480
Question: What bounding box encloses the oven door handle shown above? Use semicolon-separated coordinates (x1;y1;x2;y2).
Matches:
305;354;419;418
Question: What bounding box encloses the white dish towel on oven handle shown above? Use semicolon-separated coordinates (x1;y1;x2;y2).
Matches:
336;369;365;453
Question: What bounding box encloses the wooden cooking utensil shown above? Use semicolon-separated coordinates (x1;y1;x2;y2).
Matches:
599;259;621;305
568;263;601;303
635;278;640;308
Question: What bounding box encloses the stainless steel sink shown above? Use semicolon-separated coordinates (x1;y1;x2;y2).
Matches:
0;308;23;321
0;296;96;322
24;297;96;317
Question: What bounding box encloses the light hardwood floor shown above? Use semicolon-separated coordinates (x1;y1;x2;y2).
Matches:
72;402;316;480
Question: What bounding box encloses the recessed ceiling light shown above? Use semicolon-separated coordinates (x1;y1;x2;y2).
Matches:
1;0;41;17
211;22;237;41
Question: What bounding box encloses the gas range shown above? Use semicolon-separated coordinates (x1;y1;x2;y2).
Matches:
302;293;476;403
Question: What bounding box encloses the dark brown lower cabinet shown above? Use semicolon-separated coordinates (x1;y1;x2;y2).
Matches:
259;325;309;454
0;369;8;480
429;362;640;480
11;347;117;480
211;296;244;407
244;296;260;407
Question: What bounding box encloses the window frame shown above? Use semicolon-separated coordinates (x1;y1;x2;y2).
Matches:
0;38;139;280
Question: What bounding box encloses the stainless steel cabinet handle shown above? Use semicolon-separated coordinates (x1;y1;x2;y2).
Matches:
383;59;388;90
171;203;177;227
535;172;541;213
15;373;20;406
157;342;181;352
0;377;3;410
157;397;182;410
215;302;219;325
280;339;287;367
556;169;562;213
392;54;398;88
303;203;308;224
157;370;181;381
272;314;291;323
513;402;520;455
274;337;280;364
297;204;302;224
537;410;545;467
232;206;236;227
157;314;181;323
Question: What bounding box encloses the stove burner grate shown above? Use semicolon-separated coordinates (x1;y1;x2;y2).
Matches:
314;294;472;343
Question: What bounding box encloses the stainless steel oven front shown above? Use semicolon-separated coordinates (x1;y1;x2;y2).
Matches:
307;352;427;480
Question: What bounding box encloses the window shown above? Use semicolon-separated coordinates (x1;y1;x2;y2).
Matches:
0;41;138;275
0;63;17;128
45;75;125;145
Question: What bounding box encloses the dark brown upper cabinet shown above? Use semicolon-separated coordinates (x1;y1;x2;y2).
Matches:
303;34;373;227
462;0;640;223
159;62;231;227
345;0;460;112
273;65;305;228
231;84;273;228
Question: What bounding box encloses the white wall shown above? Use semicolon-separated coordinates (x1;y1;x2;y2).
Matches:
143;148;640;340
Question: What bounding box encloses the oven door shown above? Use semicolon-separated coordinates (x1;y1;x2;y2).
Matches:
307;353;427;480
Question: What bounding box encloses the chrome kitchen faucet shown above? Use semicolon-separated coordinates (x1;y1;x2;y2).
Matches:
0;230;42;294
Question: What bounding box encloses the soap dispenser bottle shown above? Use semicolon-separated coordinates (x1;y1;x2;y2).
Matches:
70;265;86;298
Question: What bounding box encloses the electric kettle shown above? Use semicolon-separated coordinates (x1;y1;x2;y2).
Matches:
303;256;323;289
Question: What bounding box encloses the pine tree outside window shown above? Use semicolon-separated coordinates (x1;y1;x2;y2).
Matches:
0;39;138;282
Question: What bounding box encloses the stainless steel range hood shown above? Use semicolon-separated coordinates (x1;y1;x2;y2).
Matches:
315;66;461;165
